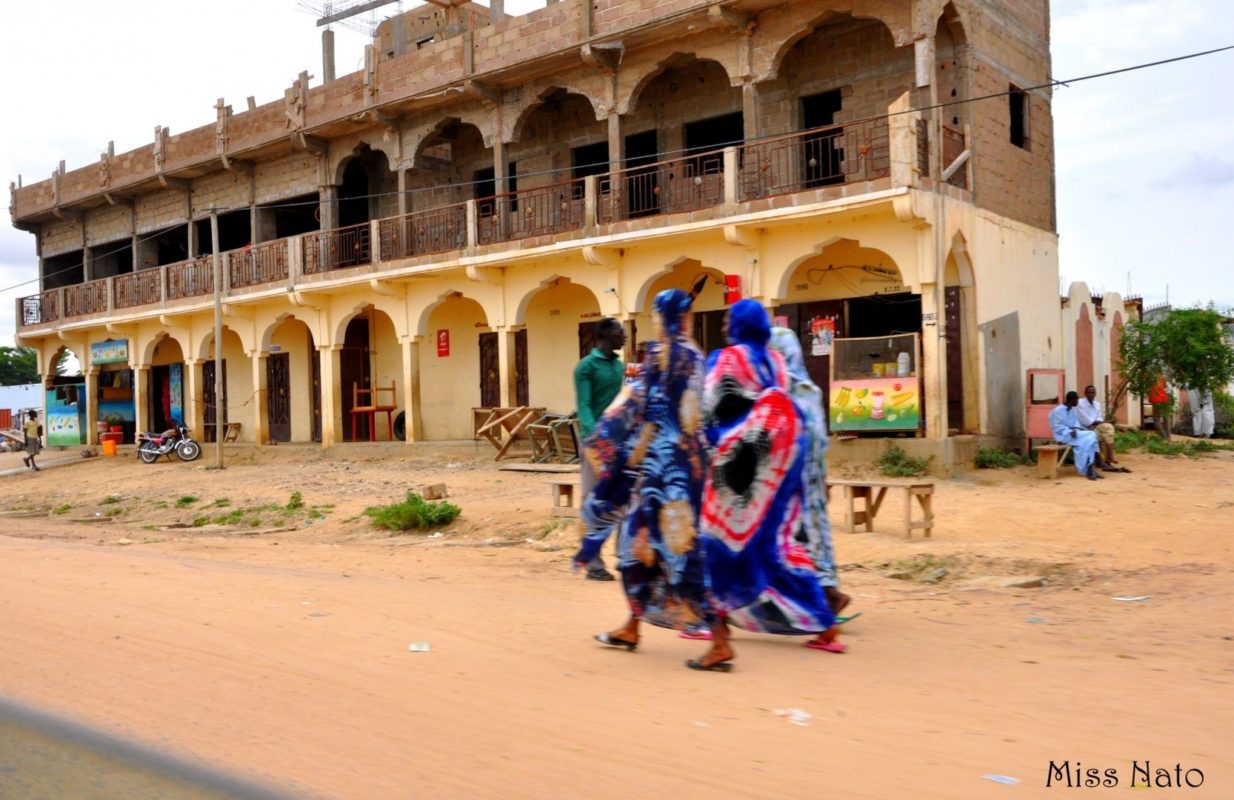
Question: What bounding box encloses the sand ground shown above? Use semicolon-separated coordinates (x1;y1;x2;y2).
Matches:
1;440;1232;798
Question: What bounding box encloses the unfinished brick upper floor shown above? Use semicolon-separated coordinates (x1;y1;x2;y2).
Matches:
11;0;1055;303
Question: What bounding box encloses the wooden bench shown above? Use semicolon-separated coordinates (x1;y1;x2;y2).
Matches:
1034;443;1072;480
828;479;934;539
549;478;582;518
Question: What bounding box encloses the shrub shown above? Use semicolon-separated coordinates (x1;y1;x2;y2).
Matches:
364;492;461;532
51;504;72;515
175;495;199;508
286;492;304;511
1214;392;1234;440
101;495;122;505
877;444;931;477
974;447;1021;469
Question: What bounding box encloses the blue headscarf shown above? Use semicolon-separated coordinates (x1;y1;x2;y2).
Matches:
727;299;776;385
654;288;693;335
768;326;812;387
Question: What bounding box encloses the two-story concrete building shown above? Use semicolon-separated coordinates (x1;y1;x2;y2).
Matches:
11;0;1068;465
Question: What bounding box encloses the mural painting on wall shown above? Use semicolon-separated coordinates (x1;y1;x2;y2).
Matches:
437;329;450;357
91;339;129;365
45;385;85;447
169;363;184;426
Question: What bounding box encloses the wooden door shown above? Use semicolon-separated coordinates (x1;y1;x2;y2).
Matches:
578;321;597;359
311;346;322;442
479;332;500;408
944;286;965;433
515;329;529;407
202;359;228;442
267;352;291;442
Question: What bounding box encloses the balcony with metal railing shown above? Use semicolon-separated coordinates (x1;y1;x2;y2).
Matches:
16;114;958;333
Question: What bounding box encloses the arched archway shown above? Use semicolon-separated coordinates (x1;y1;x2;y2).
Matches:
147;334;186;432
45;344;88;447
332;306;401;441
419;294;490;441
198;327;249;442
337;145;395;228
943;240;978;434
264;316;319;442
1076;304;1095;394
639;259;727;354
519;279;602;411
410;120;492;208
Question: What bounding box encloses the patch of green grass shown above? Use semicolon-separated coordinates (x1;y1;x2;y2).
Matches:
192;515;211;527
364;492;461;532
101;495;123;505
974;447;1022;469
175;495;199;508
247;517;263;528
51;503;72;515
213;509;246;526
148;500;169;510
211;498;232;508
286;492;304;511
141;525;160;531
105;507;124;518
877;444;931;477
1113;428;1150;451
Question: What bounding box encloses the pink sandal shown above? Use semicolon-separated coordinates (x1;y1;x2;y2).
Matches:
678;627;713;641
805;639;848;653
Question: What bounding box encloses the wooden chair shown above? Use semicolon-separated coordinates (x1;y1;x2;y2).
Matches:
351;382;397;441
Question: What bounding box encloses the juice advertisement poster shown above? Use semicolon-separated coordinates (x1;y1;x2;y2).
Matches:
830;378;920;432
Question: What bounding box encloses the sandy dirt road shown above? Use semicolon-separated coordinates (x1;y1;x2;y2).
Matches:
1;442;1232;798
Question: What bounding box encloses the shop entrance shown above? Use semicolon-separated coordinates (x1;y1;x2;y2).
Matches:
267;353;291;442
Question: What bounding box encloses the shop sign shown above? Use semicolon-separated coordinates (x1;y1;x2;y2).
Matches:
723;274;742;304
91;339;129;365
436;329;450;357
809;317;835;357
830;379;920;432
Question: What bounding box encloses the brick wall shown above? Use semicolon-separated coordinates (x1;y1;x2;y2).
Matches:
135;189;189;235
255;153;319;205
85;205;132;247
192;170;251;217
41;219;82;257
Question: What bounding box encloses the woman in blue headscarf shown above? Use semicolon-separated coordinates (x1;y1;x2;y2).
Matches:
699;300;842;663
767;326;851;621
576;288;721;669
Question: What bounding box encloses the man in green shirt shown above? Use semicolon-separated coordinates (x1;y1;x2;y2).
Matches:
574;317;627;581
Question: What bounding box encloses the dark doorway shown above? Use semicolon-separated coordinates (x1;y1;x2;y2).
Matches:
270;193;321;238
340;316;372;440
267;352;291;441
43;250;85;290
945;286;965;432
479;332;500;408
624;129;659;218
578;321;598;359
474;162;518;217
91;241;134;278
339;159;370;228
847;294;922;338
684;112;744;154
195;211;251;255
802;89;844;187
148;365;184;432
692;309;729;358
202;359;228;442
778;300;845;403
515;329;529;407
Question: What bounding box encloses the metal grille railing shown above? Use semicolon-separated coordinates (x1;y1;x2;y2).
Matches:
476;178;586;244
379;203;467;260
739;117;890;201
228;239;289;288
166;256;215;300
917;119;930;176
597;151;725;224
942;125;967;189
113;269;162;309
302;222;372;274
63;279;108;318
22;290;60;325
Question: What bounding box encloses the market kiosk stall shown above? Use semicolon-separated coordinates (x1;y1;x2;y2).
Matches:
828;333;921;433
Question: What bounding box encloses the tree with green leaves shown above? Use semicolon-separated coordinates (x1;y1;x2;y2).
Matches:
1117;308;1234;438
0;346;39;386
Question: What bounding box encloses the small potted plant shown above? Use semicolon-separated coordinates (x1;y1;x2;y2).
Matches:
103;414;125;433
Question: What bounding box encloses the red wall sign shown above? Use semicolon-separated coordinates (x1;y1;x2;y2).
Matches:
436;329;450;357
724;274;742;304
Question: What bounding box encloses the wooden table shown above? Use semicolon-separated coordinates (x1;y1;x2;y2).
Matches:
828;478;935;538
471;407;545;460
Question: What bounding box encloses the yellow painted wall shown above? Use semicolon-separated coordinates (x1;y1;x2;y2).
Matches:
523;281;600;412
420;296;487;440
219;329;254;441
370;311;402;431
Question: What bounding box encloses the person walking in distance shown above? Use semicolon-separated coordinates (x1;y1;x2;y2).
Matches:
574;317;628;581
22;410;42;471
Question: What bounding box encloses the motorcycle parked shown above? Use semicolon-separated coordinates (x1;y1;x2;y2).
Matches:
136;424;202;464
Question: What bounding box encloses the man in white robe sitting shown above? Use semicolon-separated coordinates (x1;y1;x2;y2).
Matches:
1049;391;1106;481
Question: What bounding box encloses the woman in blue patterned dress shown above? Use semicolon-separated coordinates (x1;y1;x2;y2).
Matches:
700;300;842;660
575;289;727;670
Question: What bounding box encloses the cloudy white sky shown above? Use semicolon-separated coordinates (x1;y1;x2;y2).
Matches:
2;0;1232;347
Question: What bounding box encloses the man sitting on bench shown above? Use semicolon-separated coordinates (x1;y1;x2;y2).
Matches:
1049;391;1114;481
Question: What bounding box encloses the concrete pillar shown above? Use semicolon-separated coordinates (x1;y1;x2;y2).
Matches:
84;369;100;445
607;114;624;174
83;246;95;281
183;359;205;437
397;169;409;217
318;345;343;447
489;0;504;22
496;327;519;407
252;352;269;446
401;336;423;443
133;366;150;438
322;29;336;83
188;220;199;257
741;81;760;142
319;185;339;231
